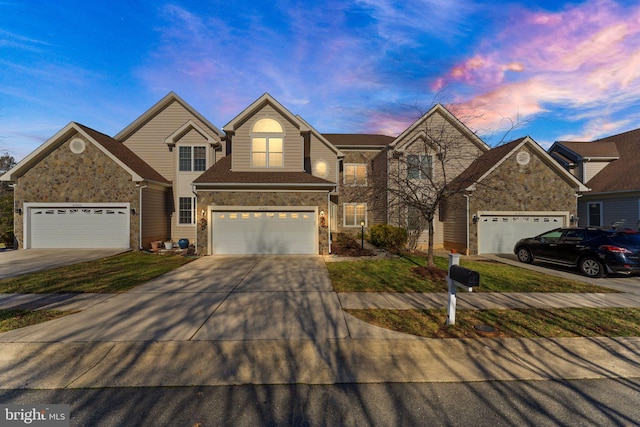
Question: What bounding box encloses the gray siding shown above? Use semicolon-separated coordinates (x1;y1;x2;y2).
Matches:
579;193;640;229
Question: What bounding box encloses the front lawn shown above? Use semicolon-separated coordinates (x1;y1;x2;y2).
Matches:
347;307;640;338
327;255;616;293
0;309;75;333
0;252;194;293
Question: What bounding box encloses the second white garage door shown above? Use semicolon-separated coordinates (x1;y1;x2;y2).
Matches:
477;214;566;254
211;209;317;255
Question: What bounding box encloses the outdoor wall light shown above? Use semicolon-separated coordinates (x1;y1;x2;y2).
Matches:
319;210;326;227
201;209;206;217
15;208;22;215
131;208;136;215
472;214;478;224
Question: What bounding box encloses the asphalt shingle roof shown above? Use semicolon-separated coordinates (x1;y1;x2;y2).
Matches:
192;155;335;186
322;134;395;147
581;128;640;192
76;123;170;184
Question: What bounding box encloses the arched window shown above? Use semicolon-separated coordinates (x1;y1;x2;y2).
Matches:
251;118;284;167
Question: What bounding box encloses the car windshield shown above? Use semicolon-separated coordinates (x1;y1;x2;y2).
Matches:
610;232;640;247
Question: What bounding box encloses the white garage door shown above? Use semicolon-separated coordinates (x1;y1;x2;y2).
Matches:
211;210;316;255
28;205;130;249
478;214;565;254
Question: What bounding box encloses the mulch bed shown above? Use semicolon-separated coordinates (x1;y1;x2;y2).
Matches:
331;242;375;257
411;266;448;282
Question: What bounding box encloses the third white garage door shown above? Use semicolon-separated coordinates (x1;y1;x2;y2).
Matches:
211;209;317;255
477;214;566;254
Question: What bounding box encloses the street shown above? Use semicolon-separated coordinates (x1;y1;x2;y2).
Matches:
2;378;639;426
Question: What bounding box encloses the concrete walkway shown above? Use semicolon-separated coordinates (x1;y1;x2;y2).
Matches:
1;253;640;389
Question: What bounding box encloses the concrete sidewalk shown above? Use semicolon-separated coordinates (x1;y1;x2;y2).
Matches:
1;337;639;389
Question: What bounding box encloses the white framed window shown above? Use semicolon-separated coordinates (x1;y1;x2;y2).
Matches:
344;203;367;227
179;146;207;172
251;118;284;168
344;164;366;186
588;202;602;227
178;197;195;224
407;154;432;180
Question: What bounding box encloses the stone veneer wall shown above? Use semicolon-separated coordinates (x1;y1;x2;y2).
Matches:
13;133;140;249
467;145;577;254
196;191;329;255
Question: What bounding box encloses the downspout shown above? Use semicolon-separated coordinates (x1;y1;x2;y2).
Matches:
138;183;148;250
328;191;337;254
464;194;470;255
192;184;198;253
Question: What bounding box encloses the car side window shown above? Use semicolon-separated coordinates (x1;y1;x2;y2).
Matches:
539;229;562;243
562;229;585;242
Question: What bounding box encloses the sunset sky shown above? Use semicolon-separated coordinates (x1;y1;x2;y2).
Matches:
2;0;640;161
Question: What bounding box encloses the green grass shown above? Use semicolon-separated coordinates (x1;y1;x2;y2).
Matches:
327;255;616;293
0;309;75;333
0;252;194;293
347;307;640;338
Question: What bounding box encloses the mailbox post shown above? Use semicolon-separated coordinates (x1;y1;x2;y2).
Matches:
446;253;479;326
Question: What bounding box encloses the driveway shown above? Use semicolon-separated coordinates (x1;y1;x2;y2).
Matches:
0;256;352;342
484;253;640;295
0;249;127;279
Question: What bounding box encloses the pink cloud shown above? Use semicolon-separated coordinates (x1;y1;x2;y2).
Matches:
434;0;640;137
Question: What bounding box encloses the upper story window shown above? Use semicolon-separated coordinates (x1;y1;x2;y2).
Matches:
407;154;432;180
179;146;206;172
251;118;284;168
344;164;366;186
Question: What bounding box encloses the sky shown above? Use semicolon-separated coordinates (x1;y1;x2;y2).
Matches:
2;0;640;161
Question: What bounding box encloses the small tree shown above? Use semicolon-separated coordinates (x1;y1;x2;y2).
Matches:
0;153;16;246
382;104;489;267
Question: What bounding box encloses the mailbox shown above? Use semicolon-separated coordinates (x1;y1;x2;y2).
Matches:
449;265;479;288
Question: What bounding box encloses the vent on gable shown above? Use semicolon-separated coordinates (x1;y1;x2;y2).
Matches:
69;138;86;154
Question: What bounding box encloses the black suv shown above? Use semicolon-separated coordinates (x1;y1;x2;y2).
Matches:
513;227;640;278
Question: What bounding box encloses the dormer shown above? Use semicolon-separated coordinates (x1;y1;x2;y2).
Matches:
223;94;310;173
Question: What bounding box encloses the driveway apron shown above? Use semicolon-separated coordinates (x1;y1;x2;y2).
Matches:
0;255;349;342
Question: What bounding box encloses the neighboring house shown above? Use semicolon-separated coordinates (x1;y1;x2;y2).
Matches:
549;128;640;230
1;92;587;255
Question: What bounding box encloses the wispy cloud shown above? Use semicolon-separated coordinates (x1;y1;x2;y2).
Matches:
436;0;640;142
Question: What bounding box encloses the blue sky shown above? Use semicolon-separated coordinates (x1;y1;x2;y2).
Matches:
2;0;640;161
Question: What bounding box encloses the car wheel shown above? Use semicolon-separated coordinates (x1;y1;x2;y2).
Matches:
516;247;533;264
579;257;605;278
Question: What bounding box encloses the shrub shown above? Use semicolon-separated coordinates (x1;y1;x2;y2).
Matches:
368;224;408;250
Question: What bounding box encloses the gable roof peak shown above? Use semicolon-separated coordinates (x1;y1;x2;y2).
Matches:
115;91;224;141
389;103;490;152
223;93;309;133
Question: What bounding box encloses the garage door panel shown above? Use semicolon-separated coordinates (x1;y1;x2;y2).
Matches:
29;207;130;249
211;210;316;255
478;215;564;254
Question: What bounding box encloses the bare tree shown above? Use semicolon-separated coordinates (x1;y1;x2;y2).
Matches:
0;152;16;246
375;104;490;267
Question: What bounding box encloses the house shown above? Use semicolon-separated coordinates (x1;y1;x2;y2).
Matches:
447;136;588;254
549;128;640;230
1;92;587;255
